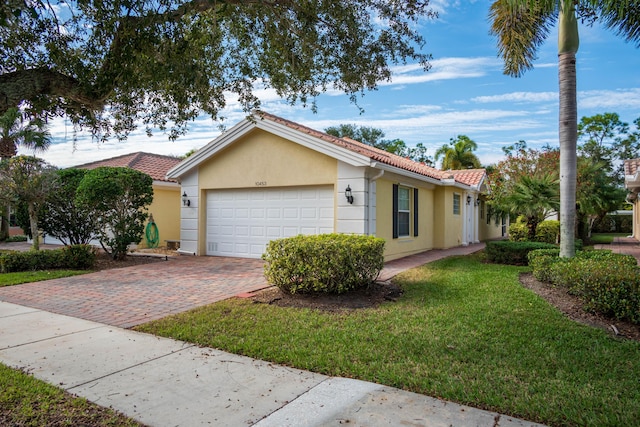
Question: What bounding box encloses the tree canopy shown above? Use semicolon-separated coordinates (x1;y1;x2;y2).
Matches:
434;135;481;170
76;167;153;259
0;0;436;140
0;155;57;250
325;123;432;164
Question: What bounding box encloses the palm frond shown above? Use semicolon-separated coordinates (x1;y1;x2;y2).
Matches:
591;0;640;46
489;0;557;77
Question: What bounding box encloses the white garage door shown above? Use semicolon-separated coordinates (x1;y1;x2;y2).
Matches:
206;186;335;258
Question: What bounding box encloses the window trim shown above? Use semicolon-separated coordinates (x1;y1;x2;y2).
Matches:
453;193;461;215
392;184;419;238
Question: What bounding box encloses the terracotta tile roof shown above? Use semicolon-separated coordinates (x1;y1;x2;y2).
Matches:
624;158;640;176
73;152;181;182
257;112;450;182
446;169;485;187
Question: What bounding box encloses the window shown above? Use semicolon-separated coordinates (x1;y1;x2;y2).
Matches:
398;187;410;237
480;201;485;219
393;185;419;238
453;193;461;215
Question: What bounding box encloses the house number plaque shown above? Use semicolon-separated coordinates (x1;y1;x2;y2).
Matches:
255;181;267;186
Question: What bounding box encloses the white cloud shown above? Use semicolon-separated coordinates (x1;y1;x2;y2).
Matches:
383;57;499;87
579;88;640;110
471;91;558;104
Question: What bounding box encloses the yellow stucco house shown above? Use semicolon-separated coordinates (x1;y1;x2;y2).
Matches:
167;112;503;261
75;152;182;248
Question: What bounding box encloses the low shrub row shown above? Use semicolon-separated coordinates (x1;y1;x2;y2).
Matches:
0;244;97;273
3;235;28;242
528;249;640;324
485;241;557;265
508;218;560;244
486;239;583;266
263;234;385;294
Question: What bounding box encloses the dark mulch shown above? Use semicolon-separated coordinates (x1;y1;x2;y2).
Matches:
250;281;404;312
92;251;168;271
519;272;640;342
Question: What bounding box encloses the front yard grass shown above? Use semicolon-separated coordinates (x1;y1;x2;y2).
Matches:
589;232;628;244
0;270;87;287
0;363;143;426
137;253;640;427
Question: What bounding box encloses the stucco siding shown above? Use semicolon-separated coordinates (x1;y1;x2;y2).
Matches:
140;186;180;248
375;178;435;261
198;129;337;189
432;187;464;249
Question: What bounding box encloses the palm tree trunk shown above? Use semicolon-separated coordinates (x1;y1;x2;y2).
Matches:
558;1;578;258
558;50;577;258
28;202;39;251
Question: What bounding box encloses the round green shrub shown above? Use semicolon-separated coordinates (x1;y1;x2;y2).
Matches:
535;220;559;244
263;234;385;294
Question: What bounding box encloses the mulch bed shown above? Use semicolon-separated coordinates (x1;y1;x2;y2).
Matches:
519;272;640;342
250;281;404;312
92;251;168;271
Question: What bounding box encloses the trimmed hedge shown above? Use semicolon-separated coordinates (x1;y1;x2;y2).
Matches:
527;248;560;282
535;220;559;244
528;249;640;324
486;241;557;266
262;234;385;294
0;245;97;273
4;235;28;242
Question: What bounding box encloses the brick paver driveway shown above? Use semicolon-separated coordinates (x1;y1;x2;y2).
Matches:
0;256;268;328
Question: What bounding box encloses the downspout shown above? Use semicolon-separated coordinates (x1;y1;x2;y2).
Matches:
367;169;385;235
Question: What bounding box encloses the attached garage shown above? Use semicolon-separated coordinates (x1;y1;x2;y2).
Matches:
205;186;335;258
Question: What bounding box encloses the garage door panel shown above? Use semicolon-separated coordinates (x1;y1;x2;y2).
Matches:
207;186;334;258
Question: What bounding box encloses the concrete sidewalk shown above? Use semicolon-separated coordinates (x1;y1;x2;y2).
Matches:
0;302;545;427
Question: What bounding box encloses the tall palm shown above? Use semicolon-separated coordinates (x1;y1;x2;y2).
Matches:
434;135;481;170
489;0;640;258
0;107;52;239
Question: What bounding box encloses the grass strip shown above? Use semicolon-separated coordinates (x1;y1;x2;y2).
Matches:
589;233;628;244
0;363;143;426
137;254;640;427
0;270;87;287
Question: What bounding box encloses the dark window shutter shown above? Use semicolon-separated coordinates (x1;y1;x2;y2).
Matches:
414;188;419;237
392;184;399;239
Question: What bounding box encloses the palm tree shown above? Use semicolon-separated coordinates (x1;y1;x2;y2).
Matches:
434;135;481;170
505;173;560;240
0;107;52;240
489;0;640;258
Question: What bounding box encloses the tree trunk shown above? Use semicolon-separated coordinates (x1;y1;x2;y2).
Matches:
558;2;578;258
558;50;577;258
0;205;8;240
28;202;39;251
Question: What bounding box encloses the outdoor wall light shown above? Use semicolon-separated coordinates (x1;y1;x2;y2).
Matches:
476;197;481;206
466;195;472;205
345;185;354;204
182;191;191;207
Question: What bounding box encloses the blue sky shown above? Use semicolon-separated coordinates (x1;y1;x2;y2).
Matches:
25;0;640;168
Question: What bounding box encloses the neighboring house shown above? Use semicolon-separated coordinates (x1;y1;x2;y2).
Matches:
623;158;640;238
73;152;182;248
167;112;502;261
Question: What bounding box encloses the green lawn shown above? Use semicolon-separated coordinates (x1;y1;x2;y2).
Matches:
0;270;87;287
0;363;143;426
589;233;628;244
137;253;640;427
